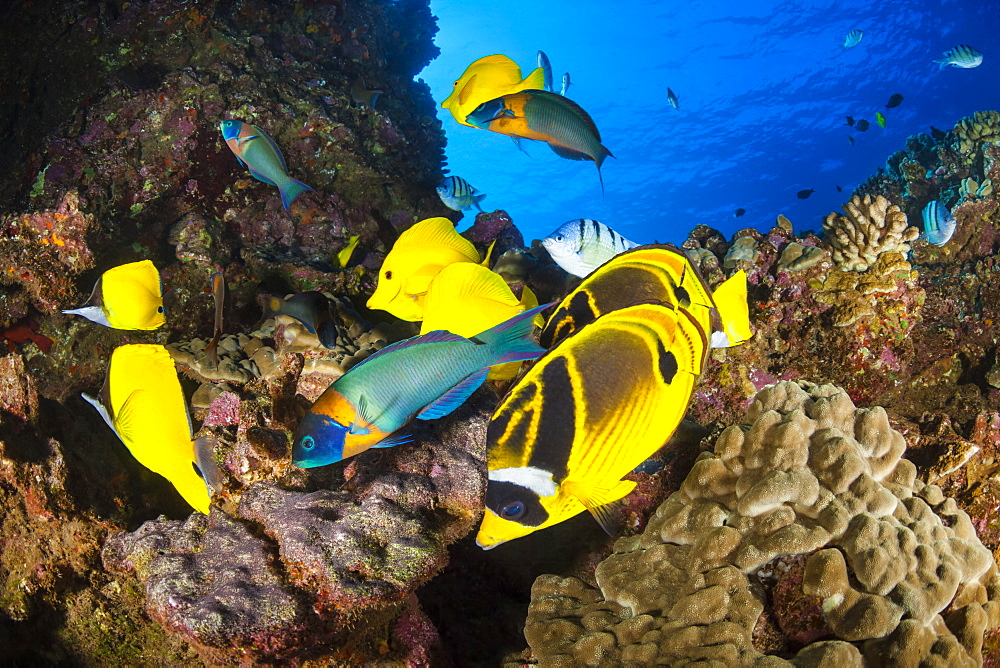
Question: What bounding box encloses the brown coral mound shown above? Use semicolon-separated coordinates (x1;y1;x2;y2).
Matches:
524;381;1000;666
822;194;919;272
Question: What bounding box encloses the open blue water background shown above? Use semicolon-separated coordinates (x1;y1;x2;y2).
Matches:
418;0;1000;246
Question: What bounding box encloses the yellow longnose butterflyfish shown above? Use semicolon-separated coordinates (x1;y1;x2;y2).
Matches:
441;54;546;128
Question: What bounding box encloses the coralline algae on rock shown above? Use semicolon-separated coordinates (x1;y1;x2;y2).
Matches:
524;381;1000;666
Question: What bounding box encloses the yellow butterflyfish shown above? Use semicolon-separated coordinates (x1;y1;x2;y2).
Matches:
477;302;709;548
82;344;223;514
441;54;546;128
63;260;166;330
366;217;484;321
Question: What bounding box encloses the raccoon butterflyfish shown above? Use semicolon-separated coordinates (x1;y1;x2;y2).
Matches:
219;119;313;212
441;54;546;128
465;90;613;191
476;302;709;548
292;303;553;468
366;217;489;322
62;260;166;330
539;245;752;350
420;262;541;381
82;344;223;514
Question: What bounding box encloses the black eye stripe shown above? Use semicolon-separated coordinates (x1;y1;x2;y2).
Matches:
485;480;549;527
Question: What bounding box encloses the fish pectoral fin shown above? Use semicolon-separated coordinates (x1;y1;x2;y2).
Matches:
457;74;478;106
416;368;489;420
571;479;637;537
113;389;150;445
370;433;412;449
235;134;259;147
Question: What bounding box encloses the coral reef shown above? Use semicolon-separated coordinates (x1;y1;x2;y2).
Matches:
822;194;919;272
523;381;1000;665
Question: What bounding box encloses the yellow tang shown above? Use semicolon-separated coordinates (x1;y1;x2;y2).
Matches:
82;344;222;514
420;262;542;381
539;245;752;350
441;54;546;128
366;217;485;322
63;260;166;330
477;302;709;549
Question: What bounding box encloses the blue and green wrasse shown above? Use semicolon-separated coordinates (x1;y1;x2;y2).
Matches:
219;119;313;211
466;90;613;191
291;303;553;468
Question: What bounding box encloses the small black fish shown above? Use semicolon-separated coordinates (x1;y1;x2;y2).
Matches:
633;459;666;475
845;115;855;127
855;119;870;132
734;208;746;217
848;136;855;146
885;93;904;109
667;87;679;110
797;188;815;199
836;185;843;192
930;126;948;141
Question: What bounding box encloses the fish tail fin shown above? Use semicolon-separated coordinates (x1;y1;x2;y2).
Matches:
337;234;361;268
280;178;314;211
710;270;753;348
934;58;948;70
474;192;487;212
480;239;497;268
477;302;553;365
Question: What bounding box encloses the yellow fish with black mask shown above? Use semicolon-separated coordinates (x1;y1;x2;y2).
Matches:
441;54;546;128
477;301;709;548
82;344;223;514
366;217;491;322
540;244;752;350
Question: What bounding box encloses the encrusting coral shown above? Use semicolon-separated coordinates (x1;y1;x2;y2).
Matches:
822;194;920;272
523;381;1000;666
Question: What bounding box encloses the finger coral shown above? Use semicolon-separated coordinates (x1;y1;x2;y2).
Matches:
823;195;920;272
953;111;1000;165
524;381;1000;666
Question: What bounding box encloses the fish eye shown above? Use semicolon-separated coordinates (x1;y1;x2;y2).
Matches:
453;80;459;86
555;235;564;242
157;306;164;313
300;435;315;451
500;500;526;520
384;270;393;280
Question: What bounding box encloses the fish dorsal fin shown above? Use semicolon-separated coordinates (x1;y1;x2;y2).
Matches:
251;124;288;173
458;74;479;106
337;234;361;269
416;368;489;420
347;330;471;375
395;217;481;263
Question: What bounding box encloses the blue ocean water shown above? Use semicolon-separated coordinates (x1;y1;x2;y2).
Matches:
419;0;1000;247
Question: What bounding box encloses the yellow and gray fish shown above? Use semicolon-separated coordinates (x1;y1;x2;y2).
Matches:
476;302;709;548
262;291;339;348
82;344;223;514
560;72;570;96
63;260;165;330
667;87;679;110
935;44;983;69
537;50;553;92
436;175;486;212
351;79;383;110
921;200;957;247
539;244;752;350
843;29;863;49
541;218;639;278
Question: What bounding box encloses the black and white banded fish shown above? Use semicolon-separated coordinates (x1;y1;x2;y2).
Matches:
843;29;863;49
921;201;957;247
934;44;983;69
540;218;639;278
436;175;486;212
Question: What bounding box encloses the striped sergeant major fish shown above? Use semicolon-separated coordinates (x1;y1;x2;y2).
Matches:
436;175;486;212
560;72;570;96
921;200;957;247
842;29;863;49
934;44;983;69
540;218;639;278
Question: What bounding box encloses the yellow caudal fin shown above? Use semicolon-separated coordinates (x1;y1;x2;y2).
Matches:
336;235;361;269
480;239;497;268
518;67;547;91
710;270;752;348
396;217;481;263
